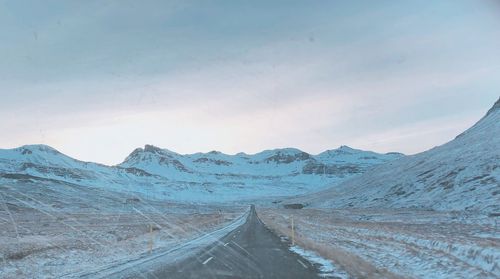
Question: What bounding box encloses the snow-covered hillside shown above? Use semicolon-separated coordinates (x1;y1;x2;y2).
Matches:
119;145;402;182
294;97;500;213
0;144;402;202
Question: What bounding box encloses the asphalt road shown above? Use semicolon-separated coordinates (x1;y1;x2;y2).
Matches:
147;205;322;279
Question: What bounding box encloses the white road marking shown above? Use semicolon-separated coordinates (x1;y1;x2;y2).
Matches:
297;259;308;269
224;242;229;246
202;256;214;265
231;241;252;256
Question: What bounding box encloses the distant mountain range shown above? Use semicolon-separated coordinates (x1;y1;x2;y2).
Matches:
291;97;500;213
3;98;497;208
119;145;402;181
0;143;402;202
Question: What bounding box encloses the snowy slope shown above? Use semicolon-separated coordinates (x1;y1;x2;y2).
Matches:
0;143;402;202
0;145;174;197
118;144;403;189
295;98;500;213
120;145;403;178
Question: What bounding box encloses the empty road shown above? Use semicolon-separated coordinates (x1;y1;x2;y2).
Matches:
142;205;322;279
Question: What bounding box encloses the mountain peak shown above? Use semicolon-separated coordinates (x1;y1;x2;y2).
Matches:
136;145;179;156
485;96;500;117
16;144;61;155
455;97;500;139
121;144;182;166
338;145;355;151
260;148;311;164
144;144;163;153
319;145;359;155
270;147;306;154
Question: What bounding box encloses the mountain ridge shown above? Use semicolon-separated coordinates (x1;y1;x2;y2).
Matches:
0;143;403;202
290;97;500;212
120;144;403;165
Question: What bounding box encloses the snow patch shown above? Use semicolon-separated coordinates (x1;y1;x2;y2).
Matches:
290;245;350;278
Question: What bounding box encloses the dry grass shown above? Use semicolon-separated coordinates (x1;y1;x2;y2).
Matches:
0;206;243;279
258;209;405;279
257;207;499;279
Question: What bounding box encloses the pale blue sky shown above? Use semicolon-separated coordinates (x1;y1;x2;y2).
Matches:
0;0;499;165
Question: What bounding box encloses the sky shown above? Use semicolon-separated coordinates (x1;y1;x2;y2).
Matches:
0;0;499;165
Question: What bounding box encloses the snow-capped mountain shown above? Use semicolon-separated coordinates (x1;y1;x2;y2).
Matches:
295;97;500;213
118;144;403;183
0;144;169;190
0;143;402;202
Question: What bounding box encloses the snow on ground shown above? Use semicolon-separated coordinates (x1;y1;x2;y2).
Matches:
259;99;500;278
290;99;500;213
290;245;350;279
258;208;500;279
71;208;250;279
0;179;246;279
0;143;402;203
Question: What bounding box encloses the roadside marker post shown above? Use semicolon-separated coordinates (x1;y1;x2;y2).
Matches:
291;215;295;246
149;224;154;253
